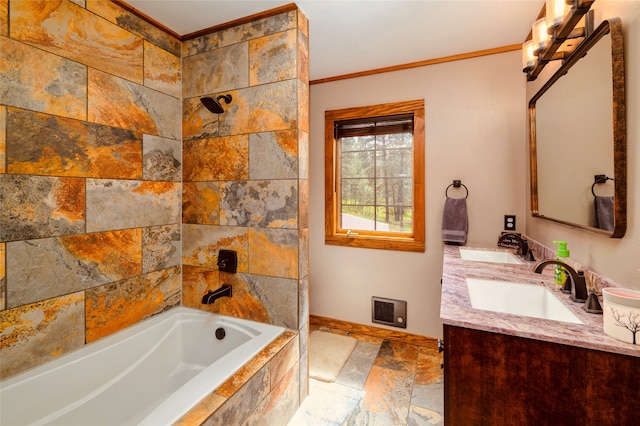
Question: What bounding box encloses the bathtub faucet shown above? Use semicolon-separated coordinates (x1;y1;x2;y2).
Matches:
202;284;233;304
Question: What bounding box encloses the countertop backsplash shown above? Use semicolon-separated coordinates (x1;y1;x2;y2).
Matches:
525;237;620;294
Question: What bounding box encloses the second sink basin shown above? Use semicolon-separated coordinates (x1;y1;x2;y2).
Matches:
466;278;584;324
459;248;523;265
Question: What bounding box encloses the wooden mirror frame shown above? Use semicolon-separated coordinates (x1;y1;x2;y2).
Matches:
529;18;626;238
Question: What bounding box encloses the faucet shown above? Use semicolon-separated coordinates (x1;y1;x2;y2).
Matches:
202;284;233;304
497;233;533;259
533;260;588;303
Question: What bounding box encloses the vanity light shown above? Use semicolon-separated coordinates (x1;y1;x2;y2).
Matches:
546;0;569;31
532;18;550;54
522;40;536;71
523;0;595;81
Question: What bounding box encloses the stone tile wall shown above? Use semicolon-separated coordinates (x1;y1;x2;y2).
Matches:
0;0;182;378
0;1;309;421
180;7;310;419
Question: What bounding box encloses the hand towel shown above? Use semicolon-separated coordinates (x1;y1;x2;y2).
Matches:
442;197;468;245
593;195;614;231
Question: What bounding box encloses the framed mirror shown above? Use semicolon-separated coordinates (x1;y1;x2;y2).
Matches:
529;18;626;238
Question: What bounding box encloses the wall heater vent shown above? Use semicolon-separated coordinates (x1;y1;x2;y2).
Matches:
372;297;407;328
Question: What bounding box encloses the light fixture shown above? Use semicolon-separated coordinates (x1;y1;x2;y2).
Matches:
546;0;569;31
523;0;595;81
532;18;550;54
522;40;535;71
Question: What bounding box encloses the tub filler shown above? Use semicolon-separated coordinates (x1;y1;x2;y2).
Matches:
0;307;285;425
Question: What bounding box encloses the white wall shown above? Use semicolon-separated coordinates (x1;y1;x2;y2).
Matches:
310;51;527;338
526;1;640;288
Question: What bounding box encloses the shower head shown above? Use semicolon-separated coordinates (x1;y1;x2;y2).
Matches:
200;94;232;114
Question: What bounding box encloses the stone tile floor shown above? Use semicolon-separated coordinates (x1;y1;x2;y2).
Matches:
288;327;444;426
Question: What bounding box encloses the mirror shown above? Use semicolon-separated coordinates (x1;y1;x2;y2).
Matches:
529;18;626;238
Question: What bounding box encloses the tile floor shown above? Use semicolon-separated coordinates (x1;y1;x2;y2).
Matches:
288;327;444;426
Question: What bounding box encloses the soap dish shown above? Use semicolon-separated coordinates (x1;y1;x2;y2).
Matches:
602;288;640;345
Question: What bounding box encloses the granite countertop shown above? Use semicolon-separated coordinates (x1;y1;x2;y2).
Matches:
440;245;640;358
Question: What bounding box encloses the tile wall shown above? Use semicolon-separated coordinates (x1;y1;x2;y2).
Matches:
1;3;310;418
0;0;182;378
179;5;311;417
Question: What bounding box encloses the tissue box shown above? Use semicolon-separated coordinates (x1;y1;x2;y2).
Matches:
602;288;640;345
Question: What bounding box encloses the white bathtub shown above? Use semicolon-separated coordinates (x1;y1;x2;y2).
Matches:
0;306;284;426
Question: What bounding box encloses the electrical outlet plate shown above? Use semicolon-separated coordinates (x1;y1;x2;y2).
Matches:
504;215;516;231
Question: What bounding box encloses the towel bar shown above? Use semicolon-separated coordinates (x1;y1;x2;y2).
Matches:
591;174;614;197
445;180;468;199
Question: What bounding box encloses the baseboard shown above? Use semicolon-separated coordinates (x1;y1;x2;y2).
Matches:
309;315;437;348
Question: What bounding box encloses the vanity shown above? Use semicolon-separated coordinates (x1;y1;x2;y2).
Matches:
440;245;640;425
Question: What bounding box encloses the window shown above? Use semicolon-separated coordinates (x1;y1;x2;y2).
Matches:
325;100;425;252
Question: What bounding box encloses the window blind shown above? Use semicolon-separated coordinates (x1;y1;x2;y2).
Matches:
334;113;414;139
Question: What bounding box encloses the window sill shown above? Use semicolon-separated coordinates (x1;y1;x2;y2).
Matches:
325;234;425;252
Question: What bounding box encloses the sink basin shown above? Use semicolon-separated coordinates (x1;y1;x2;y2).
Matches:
465;278;584;324
459;248;523;265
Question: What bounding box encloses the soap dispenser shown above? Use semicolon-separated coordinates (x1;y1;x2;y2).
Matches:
553;240;570;292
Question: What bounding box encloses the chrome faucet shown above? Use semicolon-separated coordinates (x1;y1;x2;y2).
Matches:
202;284;233;304
533;260;588;303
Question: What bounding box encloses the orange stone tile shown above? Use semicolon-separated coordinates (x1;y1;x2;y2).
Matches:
373;340;419;374
182;182;220;225
86;0;181;57
182;43;248;99
249;29;297;86
297;9;309;38
299;180;309;229
1;175;86;241
216;330;296;399
60;229;142;282
174;393;226;426
361;364;413;422
183;135;249;182
182;96;220;141
182;224;249;271
414;347;444;385
0;106;5;174
85;266;180;342
219;82;297;136
218;274;271;324
270;335;300;388
51;177;85;223
0;0;7;36
0;36;86;120
10;0;143;83
297;80;309;132
181;265;219;310
248;228;298;279
88;69;156;134
143;40;181;98
0;292;85;379
6;108;143;179
0;243;5;311
85;180;180;232
297;27;309;84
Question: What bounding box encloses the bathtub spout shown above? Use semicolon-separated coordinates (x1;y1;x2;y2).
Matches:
202;284;232;304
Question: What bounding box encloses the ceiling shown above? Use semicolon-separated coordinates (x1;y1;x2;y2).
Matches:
125;0;545;81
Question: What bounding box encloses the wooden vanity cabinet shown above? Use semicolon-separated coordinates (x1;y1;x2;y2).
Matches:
443;325;640;425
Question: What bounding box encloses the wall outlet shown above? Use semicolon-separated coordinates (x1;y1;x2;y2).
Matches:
504;215;516;231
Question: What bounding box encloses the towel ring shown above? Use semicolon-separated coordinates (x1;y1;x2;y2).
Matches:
591;174;614;197
445;180;468;199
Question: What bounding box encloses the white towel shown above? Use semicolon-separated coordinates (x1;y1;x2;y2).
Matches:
442;197;468;245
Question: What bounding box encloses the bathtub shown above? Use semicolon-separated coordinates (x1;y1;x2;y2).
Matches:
0;306;284;425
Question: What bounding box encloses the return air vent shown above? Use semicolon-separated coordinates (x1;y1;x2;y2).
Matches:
372;297;407;328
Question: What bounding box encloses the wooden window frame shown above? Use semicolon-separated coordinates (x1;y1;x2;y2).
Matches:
325;100;425;252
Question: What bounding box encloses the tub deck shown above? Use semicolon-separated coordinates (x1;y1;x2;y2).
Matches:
0;307;285;425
